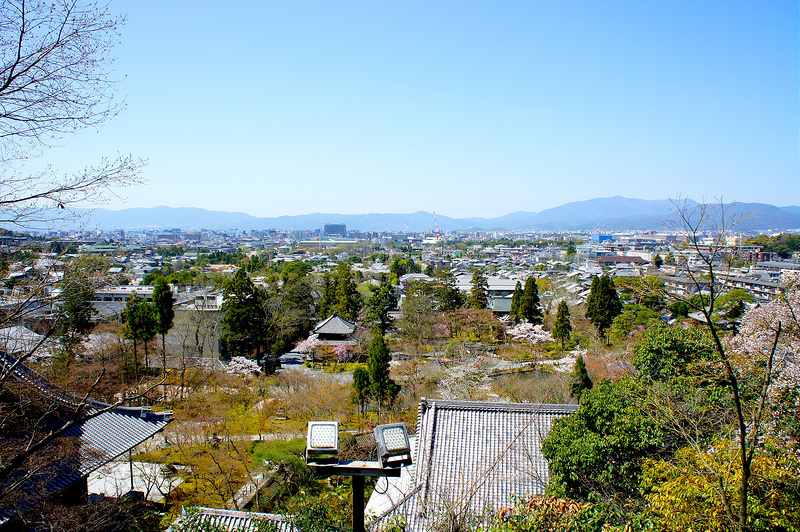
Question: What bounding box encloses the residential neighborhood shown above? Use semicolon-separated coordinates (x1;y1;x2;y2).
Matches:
1;220;799;530
1;0;797;530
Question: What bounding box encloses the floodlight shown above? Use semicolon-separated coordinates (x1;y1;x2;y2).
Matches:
373;422;412;468
306;421;339;464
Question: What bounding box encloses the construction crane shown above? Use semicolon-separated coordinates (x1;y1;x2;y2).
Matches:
433;211;442;238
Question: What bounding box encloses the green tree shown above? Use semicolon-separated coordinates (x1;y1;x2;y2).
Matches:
57;270;95;362
510;281;523;322
609;305;661;342
519;277;543;324
652;253;663;268
430;267;464;311
221;269;267;360
352;366;371;415
366;333;400;413
553;301;572;352
152;277;175;374
664;252;676;265
467;270;489;309
121;292;156;380
569;355;592;400
318;264;361;321
389;257;420;280
632;322;715;383
542;379;664;500
585;275;622;342
365;280;398;335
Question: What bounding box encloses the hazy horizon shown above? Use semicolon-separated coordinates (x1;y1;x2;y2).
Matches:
33;1;799;219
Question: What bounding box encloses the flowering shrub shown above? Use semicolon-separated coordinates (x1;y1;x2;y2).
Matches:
295;337;321;354
726;273;800;442
433;322;451;337
226;356;261;376
506;321;554;344
333;345;348;362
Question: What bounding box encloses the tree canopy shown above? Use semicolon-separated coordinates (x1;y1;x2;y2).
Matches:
585;274;623;341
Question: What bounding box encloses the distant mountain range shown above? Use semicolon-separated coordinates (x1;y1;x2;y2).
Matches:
81;197;800;232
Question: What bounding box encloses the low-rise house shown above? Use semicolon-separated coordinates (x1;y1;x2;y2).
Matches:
0;353;172;527
366;399;578;532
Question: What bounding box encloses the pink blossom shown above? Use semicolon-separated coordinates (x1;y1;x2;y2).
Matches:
434;322;451;337
333;344;348;362
506;321;554;345
295;337;321;353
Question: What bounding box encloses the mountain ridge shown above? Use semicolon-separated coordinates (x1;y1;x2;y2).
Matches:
81;197;800;232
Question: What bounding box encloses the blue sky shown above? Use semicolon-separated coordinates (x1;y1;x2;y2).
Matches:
40;1;798;219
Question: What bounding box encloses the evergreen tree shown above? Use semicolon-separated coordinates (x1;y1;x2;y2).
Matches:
652;253;663;268
365;279;398;334
431;267;464;310
352;366;371;415
570;355;593;400
318;264;362;321
121;292;156;380
510;281;523;322
585;274;622;342
221;268;267;359
152;277;174;374
57;271;94;362
366;332;400;413
553;300;572;352
467;270;489;309
519;277;543;324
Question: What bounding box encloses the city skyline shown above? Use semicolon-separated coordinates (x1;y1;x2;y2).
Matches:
32;1;799;219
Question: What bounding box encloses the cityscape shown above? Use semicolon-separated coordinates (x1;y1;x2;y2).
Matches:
1;1;798;531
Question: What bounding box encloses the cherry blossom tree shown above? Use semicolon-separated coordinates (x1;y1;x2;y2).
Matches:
294;337;321;354
505;321;554;345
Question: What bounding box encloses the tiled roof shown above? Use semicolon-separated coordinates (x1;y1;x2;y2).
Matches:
312;313;356;335
167;506;296;532
367;399;578;531
0;352;171;521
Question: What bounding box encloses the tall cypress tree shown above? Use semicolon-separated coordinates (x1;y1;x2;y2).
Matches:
553;300;572;352
520;277;543;324
367;333;399;413
510;281;523;322
585;274;622;342
152;277;174;374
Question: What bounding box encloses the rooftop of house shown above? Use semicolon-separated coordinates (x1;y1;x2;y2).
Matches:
366;398;578;532
312;313;357;336
167;506;296;532
0;352;171;523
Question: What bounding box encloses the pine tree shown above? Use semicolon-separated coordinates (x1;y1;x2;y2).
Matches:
553;300;572;352
366;280;398;334
468;270;489;309
152;277;174;375
366;333;399;413
319;264;362;321
570;355;593;400
520;277;543;324
585;274;622;342
121;292;156;380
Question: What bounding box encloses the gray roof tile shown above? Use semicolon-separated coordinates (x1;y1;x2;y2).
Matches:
367;399;577;531
313;313;357;335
